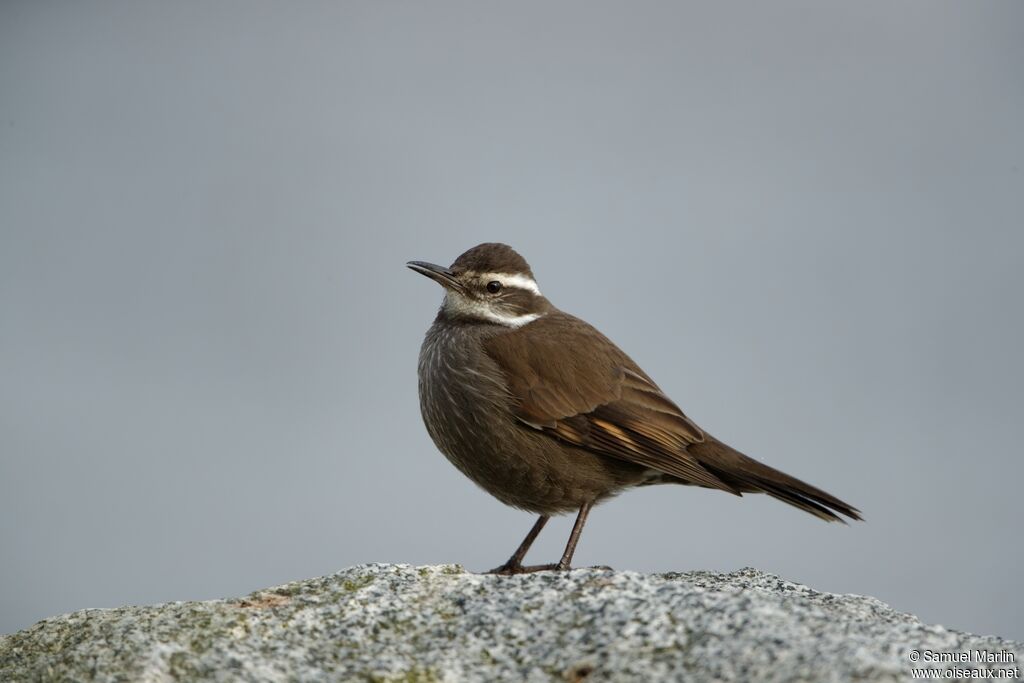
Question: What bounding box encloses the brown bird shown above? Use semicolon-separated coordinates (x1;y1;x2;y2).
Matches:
408;243;860;575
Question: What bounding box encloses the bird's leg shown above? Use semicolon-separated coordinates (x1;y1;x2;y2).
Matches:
487;515;549;575
487;501;593;577
553;500;592;570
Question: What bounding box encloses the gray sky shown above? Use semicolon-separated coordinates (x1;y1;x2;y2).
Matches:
2;1;1022;640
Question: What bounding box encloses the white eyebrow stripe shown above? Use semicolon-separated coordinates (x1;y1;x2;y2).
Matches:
473;272;542;296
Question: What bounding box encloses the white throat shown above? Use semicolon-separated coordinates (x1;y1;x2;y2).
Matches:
443;291;545;328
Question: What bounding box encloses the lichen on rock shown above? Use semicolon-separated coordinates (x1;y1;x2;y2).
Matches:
1;564;1020;682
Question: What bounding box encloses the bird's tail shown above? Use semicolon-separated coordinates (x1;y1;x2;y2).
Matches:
689;436;862;523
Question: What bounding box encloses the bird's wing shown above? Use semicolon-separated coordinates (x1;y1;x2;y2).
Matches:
483;312;738;492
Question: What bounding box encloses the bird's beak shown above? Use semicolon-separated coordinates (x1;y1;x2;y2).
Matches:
406;261;465;292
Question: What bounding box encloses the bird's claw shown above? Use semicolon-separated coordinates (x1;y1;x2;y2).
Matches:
486;562;570;575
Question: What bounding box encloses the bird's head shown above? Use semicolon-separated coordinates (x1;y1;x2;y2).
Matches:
407;243;551;327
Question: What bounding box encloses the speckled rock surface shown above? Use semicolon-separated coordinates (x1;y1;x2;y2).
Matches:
1;564;1020;682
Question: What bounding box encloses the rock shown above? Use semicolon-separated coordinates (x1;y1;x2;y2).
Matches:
1;564;1020;682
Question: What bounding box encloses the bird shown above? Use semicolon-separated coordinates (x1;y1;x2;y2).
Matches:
407;243;860;575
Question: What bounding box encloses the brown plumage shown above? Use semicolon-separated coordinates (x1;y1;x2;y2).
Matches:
486;312;861;522
409;243;860;574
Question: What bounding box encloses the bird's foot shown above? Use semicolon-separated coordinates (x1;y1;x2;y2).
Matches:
486;561;570;575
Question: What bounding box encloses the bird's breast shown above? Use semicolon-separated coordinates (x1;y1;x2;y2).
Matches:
415;320;649;514
417;323;515;464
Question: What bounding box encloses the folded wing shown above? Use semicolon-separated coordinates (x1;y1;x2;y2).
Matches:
484;312;738;493
484;311;862;522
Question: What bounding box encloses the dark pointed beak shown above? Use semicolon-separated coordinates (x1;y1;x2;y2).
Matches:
406;261;464;292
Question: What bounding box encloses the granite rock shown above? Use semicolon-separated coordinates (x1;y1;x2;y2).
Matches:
1;564;1020;682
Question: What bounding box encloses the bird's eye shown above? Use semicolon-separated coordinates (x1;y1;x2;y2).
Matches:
486;280;502;294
